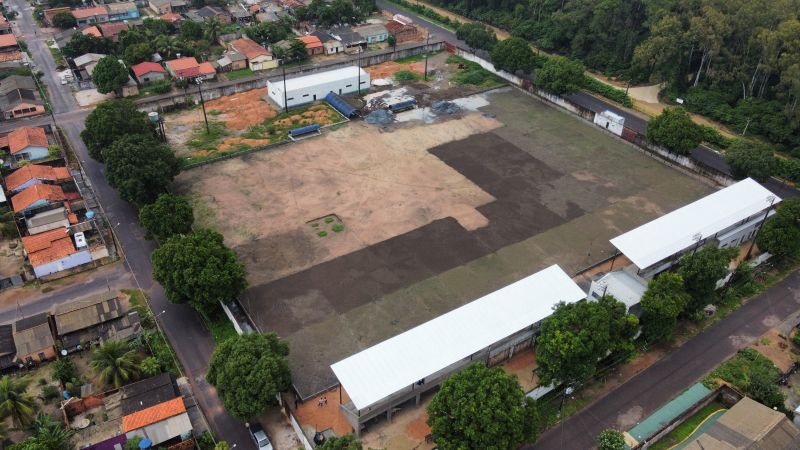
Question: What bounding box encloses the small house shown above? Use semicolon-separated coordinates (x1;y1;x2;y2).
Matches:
298;35;323;56
43;7;71;26
194;6;231;23
216;51;247;72
5;164;71;193
385;19;418;43
148;0;185;14
98;22;131;42
53;292;141;352
228;37;277;71
353;23;388;44
21;227;92;278
73;53;106;78
12;313;56;365
120;374;194;447
25;207;73;235
0;33;18;53
82;25;102;38
106;2;139;22
131;61;168;83
593;110;625;136
329;27;365;53
312;31;342;55
159;12;183;24
11;184;65;212
71;6;109;26
6;127;49;162
0;76;45;120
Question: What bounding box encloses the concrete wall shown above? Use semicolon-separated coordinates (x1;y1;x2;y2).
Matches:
33;250;92;278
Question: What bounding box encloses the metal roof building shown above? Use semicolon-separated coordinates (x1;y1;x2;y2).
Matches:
331;264;585;433
267;66;369;109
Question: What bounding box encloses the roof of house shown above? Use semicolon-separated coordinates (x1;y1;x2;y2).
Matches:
0;51;22;63
159;12;182;22
311;30;333;42
99;22;130;38
131;61;167;77
165;56;199;76
12;184;66;212
610;178;781;270
273;66;368;93
20;226;76;266
353;23;388;36
122;397;186;432
385;20;415;33
121;373;180;415
684;397;800;450
226;51;246;61
298;34;322;49
328;27;364;45
107;2;136;13
53;292;122;335
197;5;229;18
0;33;17;47
198;62;215;75
72;6;108;19
229;37;271;59
0;324;15;357
0;75;35;96
25;206;70;229
331;264;586;411
8;127;47;154
82;26;102;37
5;164;71;192
13;313;53;356
74;53;106;67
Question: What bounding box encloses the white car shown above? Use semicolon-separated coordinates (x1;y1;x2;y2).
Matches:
249;424;273;450
60;77;67;85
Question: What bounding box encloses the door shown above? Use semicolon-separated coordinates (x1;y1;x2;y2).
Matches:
313;94;317;101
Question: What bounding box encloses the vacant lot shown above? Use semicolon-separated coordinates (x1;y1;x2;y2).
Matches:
178;88;713;399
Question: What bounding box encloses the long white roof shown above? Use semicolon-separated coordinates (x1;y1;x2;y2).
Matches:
610;178;780;270
330;264;585;411
271;66;369;93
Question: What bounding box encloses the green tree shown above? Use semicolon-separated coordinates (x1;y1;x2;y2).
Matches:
537;296;637;386
597;429;625;450
31;412;76;450
89;340;142;388
141;356;162;376
536;56;585;95
92;56;129;94
678;246;738;314
203;18;222;43
123;42;154;66
180;20;204;40
490;37;535;74
214;442;230;450
139;193;194;241
0;376;36;428
124;436;143;450
151;229;247;317
756;199;800;258
456;23;497;51
317;435;362;450
244;21;289;45
206;333;291;420
387;34;396;48
81;99;158;161
62;33;114;58
103;135;180;207
51;11;76;29
724;140;777;182
646;107;703;154
640;273;691;343
51;358;76;384
427;363;539;449
288;38;309;63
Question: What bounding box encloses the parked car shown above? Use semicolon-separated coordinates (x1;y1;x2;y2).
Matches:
250;423;273;450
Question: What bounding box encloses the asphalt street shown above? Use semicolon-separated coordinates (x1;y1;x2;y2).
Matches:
5;0;255;447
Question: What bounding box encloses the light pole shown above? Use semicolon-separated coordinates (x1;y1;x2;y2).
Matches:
424;33;432;81
196;78;209;134
281;61;288;114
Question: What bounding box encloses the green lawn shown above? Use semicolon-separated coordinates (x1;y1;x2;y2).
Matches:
648;401;726;450
204;313;238;344
446;55;505;88
226;68;255;80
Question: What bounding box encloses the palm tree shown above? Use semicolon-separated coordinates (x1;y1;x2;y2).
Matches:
203;18;222;44
0;376;36;429
32;412;75;450
154;35;180;59
90;340;142;388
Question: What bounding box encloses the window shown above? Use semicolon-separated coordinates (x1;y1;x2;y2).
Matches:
345;84;352;87
360;81;366;84
287;97;294;100
302;94;309;97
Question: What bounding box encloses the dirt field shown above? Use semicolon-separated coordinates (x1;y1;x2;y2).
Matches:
0;238;23;278
178;87;713;402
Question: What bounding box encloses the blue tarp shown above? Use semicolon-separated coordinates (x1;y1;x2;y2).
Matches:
139;438;152;449
289;124;321;138
325;92;356;117
388;99;417;112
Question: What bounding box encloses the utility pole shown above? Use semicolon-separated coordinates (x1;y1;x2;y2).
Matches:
282;63;288;114
745;195;777;260
357;56;362;95
196;78;209;134
424;33;432;81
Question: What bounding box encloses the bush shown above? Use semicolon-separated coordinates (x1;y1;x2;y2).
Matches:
41;385;59;403
394;70;419;82
317;231;328;237
332;224;344;232
581;76;633;107
711;348;785;409
52;358;76;384
793;332;800;347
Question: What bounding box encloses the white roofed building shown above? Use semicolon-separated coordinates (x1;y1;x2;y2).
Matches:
266;66;369;109
330;264;585;435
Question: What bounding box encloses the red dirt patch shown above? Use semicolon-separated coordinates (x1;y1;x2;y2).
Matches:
204;87;277;130
367;60;425;79
405;412;431;441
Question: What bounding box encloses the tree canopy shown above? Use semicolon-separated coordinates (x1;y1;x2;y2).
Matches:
536;296;637;386
640;272;691;343
490;37;535;74
536;55;585;95
63;33;114;58
678;246;738;314
725;140;778;182
81;99;158;161
206;333;291;420
90;340;142;388
151;229;247;317
456;23;497;51
244;21;290;46
757;198;800;258
317;435;363;450
427;362;540;449
92;56;130;94
0;375;36;428
103;135;180;207
139;193;194;242
51;11;76;29
8;412;75;450
646;107;703;154
597;429;626;450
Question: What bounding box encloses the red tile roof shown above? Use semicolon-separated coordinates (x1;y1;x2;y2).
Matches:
82;26;102;37
0;51;21;62
11;184;65;212
229;37;271;60
132;61;167;78
165;57;200;77
99;22;129;38
5;165;71;192
298;35;323;49
72;6;107;19
159;12;182;23
0;33;17;48
198;62;215;76
0;135;8;148
8;127;48;155
21;228;76;267
122;397;186;432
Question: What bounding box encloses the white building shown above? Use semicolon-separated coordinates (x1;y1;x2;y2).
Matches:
593;110;625;136
331;264;585;435
267;66;369;109
588;178;780;310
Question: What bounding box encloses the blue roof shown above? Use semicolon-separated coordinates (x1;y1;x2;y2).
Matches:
325;92;356;117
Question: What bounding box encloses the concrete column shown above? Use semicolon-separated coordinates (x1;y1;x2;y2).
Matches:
387;408;393;422
415;393;421;406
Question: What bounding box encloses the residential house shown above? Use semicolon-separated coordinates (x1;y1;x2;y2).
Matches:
227;4;251;23
0;325;15;370
82;25;102;38
0;33;17;54
149;0;175;14
99;22;131;42
298;35;323;56
385;19;418;43
53;28;78;49
131;61;168;83
25;206;73;235
4;164;71;193
120;374;193;447
329;27;365;53
353;23;388;44
21;227;92;278
6;127;49;162
43;6;71;26
74;53;107;79
72;6;109;26
0;76;45;120
106;2;139;22
228;37;277;71
0;15;13;35
53;292;141;352
159;11;183;24
312;30;343;55
0;50;24;70
193;6;231;23
216;51;247;72
11;184;66;212
164;57;215;80
12;313;56;365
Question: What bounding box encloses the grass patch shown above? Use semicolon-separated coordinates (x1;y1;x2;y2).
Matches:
187;121;229;151
332;224;344;232
395;70;421;82
648;401;726;450
122;288;181;376
136;79;173;98
707;348;785;409
447;55;504;88
317;231;328;237
208;109;222;116
226;68;255;80
204;313;238;345
48;43;66;68
395;50;442;64
246;102;341;143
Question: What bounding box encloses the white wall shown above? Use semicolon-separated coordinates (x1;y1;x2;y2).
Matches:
593;111;624;136
33;250;92;278
267;71;370;108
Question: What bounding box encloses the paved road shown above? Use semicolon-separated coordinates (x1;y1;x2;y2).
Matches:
527;270;800;449
377;0;461;45
7;1;254;447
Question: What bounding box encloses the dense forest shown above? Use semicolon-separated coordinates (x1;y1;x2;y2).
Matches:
424;0;800;149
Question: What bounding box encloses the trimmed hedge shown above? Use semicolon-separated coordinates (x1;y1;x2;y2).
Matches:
581;75;633;107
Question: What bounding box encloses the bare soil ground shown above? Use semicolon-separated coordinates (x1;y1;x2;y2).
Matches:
751;328;796;373
0;238;23;278
361;392;435;450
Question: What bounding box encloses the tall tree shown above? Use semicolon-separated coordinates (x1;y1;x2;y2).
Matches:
90;340;142;388
63;33;114;58
244;22;289;45
139;193;194;242
203;18;222;43
51;11;76;29
180;20;204;40
0;376;36;428
92;56;129;94
597;429;625;450
724;139;777;182
536;56;585;95
646;107;703;154
490;37;535;74
679;246;739;314
427;362;540;449
81;99;158;161
457;23;497;51
151;229;247;317
31;412;76;450
103;135;180;207
206;333;291;420
640;273;691;343
756;199;800;258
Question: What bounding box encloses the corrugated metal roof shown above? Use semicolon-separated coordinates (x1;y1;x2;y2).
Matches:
274;66;369;93
610;178;780;270
54;293;122;335
331;264;585;411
